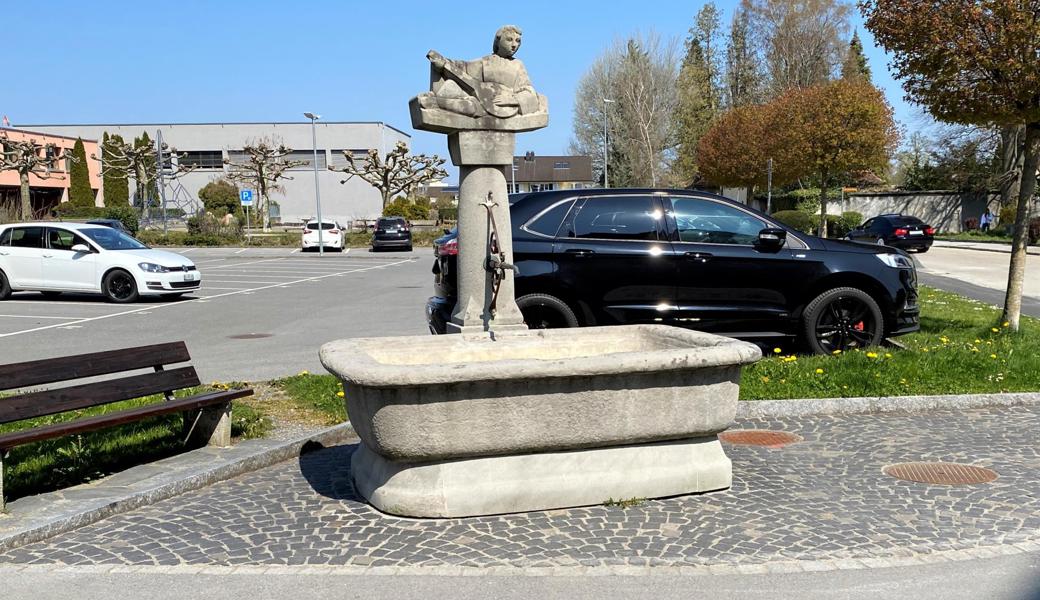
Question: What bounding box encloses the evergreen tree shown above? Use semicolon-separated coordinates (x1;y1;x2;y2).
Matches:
101;132;130;207
841;31;872;81
132;132;158;215
674;5;724;186
68;138;94;208
725;0;762;108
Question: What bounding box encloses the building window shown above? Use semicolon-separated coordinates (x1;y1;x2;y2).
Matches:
530;183;555;192
178;150;224;169
329;149;371;168
553;161;570;169
284;150;327;170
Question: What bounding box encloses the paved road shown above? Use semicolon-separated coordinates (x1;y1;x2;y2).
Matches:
916;245;1040;317
0;248;434;382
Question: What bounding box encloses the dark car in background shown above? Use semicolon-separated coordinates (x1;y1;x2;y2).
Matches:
427;189;920;354
85;218;131;235
371;216;412;251
846;214;935;252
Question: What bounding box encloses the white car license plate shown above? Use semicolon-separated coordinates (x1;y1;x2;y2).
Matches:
909;230;923;236
184;273;197;281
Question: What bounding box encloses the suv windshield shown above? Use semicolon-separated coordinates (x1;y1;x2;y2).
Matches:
80;227;148;250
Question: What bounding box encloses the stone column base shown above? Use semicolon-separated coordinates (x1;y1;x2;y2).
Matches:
351;436;731;518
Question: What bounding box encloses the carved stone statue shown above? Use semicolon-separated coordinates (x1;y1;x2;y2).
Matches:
411;25;548;134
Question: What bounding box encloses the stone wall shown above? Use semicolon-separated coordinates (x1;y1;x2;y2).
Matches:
843;191;1001;233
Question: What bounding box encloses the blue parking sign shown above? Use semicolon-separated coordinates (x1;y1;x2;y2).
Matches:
240;189;254;206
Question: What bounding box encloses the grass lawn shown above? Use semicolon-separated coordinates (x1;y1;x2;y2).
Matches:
741;286;1040;399
937;231;1036;245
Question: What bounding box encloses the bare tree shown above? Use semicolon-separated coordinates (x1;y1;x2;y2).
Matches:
571;33;679;187
330;141;447;210
750;0;852;95
223;138;304;230
0;133;74;219
92;134;191;221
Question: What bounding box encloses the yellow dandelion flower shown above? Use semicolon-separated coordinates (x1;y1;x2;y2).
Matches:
866;352;878;358
842;385;848;389
922;347;929;352
885;353;892;358
899;378;907;384
940;337;949;344
761;376;770;383
832;349;842;355
991;327;999;333
971;347;980;352
779;378;786;384
815;368;824;374
336;391;345;397
1003;321;1009;327
773;347;782;354
299;370;309;375
975;339;982;343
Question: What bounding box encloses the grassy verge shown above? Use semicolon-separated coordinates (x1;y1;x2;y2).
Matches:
741;286;1040;399
1;384;268;503
936;231;1018;244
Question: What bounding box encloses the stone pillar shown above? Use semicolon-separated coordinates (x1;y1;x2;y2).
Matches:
445;130;525;334
188;402;233;448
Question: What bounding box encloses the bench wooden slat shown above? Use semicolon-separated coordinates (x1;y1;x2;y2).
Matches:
0;367;201;424
0;388;253;450
0;342;191;392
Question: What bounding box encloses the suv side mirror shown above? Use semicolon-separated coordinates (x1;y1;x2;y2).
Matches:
756;228;787;250
71;243;91;254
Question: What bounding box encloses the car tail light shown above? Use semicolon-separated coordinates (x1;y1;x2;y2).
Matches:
302;227;309;233
894;228;908;236
925;227;935;235
440;238;458;256
402;227;410;233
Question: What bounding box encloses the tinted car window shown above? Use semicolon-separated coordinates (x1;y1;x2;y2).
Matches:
306;222;337;230
48;228;90;251
0;228;10;246
9;227;43;248
571;196;660;241
889;216;925;226
670;197;766;245
80;227;147;250
525;199;574;237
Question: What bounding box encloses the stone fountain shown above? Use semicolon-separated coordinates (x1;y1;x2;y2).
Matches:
321;25;761;518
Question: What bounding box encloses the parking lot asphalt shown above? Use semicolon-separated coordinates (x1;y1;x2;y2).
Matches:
0;248;433;382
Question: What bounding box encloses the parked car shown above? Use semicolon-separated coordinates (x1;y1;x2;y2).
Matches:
85;218;131;234
427;190;920;354
371;217;413;252
846;214;935;253
0;222;201;303
301;219;345;252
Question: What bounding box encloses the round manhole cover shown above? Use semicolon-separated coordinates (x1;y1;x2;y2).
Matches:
719;429;802;448
227;333;274;340
883;462;998;485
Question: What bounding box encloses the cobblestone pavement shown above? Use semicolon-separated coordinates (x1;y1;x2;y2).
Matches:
2;405;1039;569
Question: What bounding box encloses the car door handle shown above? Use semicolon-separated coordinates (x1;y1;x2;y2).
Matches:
0;250;8;256
565;249;595;257
42;254;53;258
684;252;713;263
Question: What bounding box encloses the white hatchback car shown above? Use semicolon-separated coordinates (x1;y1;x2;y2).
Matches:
301;219;345;252
0;222;201;303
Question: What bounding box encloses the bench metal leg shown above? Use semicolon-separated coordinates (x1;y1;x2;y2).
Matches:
188;402;233;448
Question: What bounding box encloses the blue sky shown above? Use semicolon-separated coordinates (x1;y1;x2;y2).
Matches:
6;0;929;174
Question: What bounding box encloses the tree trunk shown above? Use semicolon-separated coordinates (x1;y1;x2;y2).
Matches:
19;172;31;220
999;125;1025;207
382;190;391;212
1001;122;1039;332
135;165;149;222
260;191;270;231
818;178;829;238
745;185;754;209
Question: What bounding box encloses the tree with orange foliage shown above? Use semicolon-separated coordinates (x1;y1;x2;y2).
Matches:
696;103;794;202
862;0;1040;331
778;78;899;237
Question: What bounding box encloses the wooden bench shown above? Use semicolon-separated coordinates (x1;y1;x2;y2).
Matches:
0;342;253;509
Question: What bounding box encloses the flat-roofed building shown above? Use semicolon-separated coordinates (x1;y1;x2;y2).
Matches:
0;128;101;218
508;154;595;193
22;122;410;224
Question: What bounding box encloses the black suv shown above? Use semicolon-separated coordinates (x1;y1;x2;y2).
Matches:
846;214;935;253
371;217;412;251
427;189;919;354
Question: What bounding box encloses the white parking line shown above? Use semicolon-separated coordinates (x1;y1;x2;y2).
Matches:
4;299;123;308
235;249;247;254
0;259;413;338
196;286;254;290
204;280;299;285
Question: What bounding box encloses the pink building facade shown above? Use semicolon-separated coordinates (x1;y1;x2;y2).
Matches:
0;128;101;218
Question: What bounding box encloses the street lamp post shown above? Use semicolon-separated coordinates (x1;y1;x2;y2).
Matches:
304;112;323;256
602;98;614;188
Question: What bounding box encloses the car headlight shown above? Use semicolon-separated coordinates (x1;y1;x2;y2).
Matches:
876;253;914;269
138;262;170;273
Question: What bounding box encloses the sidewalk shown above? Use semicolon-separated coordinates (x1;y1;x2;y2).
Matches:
933;240;1040;255
1;395;1039;576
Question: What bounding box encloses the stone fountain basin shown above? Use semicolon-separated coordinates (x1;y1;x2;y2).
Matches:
320;325;761;462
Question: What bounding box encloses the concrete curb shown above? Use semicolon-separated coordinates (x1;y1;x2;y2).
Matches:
736;392;1040;418
933;240;1040;256
0;423;356;554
